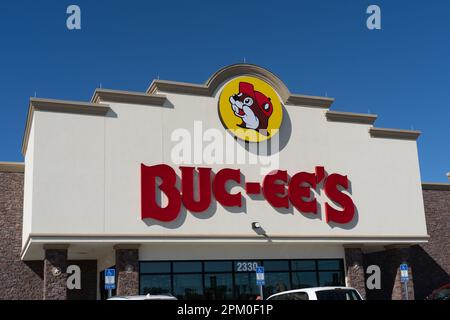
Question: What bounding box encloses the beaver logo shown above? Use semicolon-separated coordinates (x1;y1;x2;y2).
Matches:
229;82;273;136
218;75;283;142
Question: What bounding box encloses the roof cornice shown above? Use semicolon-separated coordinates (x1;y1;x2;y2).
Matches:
147;63;334;108
91;88;167;106
422;183;450;191
30;98;109;115
22;98;109;156
369;127;421;140
0;162;24;173
326;110;378;125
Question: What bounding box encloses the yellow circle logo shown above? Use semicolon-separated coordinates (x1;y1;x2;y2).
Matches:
218;76;283;142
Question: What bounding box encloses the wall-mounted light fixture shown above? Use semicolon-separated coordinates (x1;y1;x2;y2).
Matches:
51;266;62;277
252;222;269;238
252;222;262;229
125;264;134;273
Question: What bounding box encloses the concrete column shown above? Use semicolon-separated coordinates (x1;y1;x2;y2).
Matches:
344;246;366;299
388;247;415;300
43;245;69;300
114;244;140;296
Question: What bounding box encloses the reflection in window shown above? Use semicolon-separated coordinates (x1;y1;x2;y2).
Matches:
263;260;289;271
291;260;316;271
292;272;318;288
234;273;259;300
141;275;171;295
140;262;170;274
173;274;204;299
318;260;342;270
204;273;233;300
173;262;202;273
319;271;343;286
264;272;290;297
204;261;232;272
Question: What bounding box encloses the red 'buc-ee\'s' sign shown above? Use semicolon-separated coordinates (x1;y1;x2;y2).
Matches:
141;164;356;225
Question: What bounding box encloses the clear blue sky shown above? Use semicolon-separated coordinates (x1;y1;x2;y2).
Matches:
0;1;449;182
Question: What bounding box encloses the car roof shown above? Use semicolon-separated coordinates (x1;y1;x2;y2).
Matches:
267;287;359;299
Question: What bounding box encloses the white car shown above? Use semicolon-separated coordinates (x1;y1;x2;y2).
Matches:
108;293;177;300
266;287;363;301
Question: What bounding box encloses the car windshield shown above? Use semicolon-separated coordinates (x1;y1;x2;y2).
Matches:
435;288;450;300
315;289;361;300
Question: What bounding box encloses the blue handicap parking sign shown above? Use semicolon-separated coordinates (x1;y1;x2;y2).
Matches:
105;268;116;290
400;264;409;283
256;267;265;286
105;269;115;277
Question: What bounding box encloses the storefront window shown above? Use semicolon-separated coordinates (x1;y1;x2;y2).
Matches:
173;261;202;273
140;274;171;295
204;273;233;300
234;272;259;300
140;261;170;274
139;259;345;299
291;271;318;288
264;272;290;297
173;274;204;299
319;271;344;286
204;261;232;272
318;260;342;270
263;260;289;271
292;260;316;271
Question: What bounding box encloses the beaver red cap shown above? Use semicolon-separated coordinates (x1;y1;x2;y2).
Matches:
239;82;255;97
239;82;273;118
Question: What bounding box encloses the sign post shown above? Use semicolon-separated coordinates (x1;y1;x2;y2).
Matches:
105;268;116;299
399;263;409;300
256;266;265;300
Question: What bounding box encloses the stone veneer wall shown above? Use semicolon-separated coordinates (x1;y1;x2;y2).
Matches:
0;172;43;299
410;188;450;299
0;171;97;300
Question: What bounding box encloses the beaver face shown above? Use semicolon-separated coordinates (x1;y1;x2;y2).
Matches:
229;93;260;129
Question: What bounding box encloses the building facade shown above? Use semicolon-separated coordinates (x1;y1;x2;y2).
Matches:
0;64;448;300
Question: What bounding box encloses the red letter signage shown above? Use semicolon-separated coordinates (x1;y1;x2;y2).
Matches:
324;173;355;224
289;172;317;214
262;170;289;208
180;167;212;212
213;168;242;207
141;164;356;225
141;164;181;222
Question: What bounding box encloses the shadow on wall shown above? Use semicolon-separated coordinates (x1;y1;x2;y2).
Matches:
363;250;398;300
67;260;98;301
410;245;450;300
232;104;292;156
363;247;450;300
